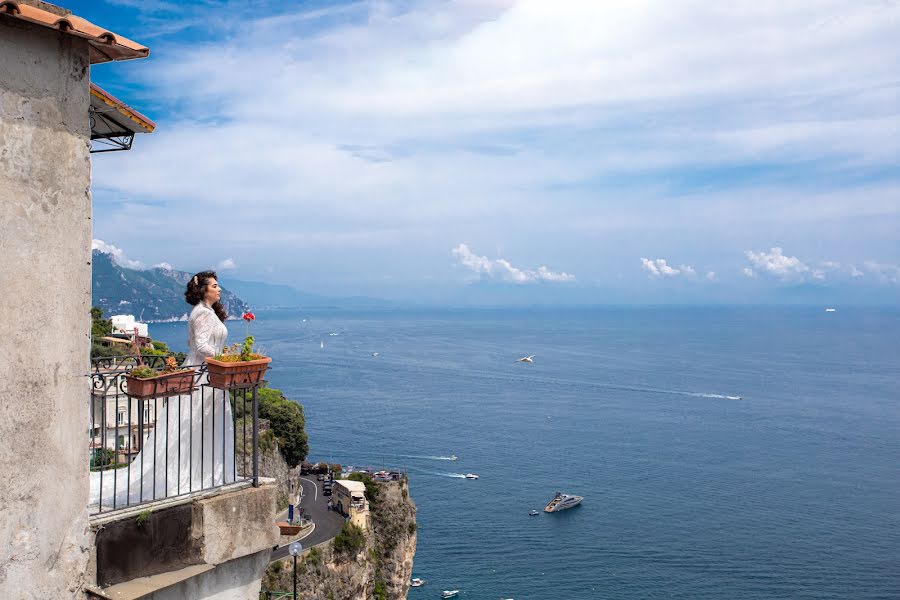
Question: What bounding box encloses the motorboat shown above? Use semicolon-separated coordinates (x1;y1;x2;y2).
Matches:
410;578;425;587
441;592;459;598
449;455;458;461
529;510;539;516
825;307;837;312
464;473;479;480
544;491;583;512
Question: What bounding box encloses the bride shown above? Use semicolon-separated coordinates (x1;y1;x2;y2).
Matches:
90;271;236;509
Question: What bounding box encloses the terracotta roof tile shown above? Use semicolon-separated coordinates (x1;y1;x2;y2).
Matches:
0;1;149;64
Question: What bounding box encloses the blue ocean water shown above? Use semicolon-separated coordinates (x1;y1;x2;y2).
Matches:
153;307;900;599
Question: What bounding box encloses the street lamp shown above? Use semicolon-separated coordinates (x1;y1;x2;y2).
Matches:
289;541;303;600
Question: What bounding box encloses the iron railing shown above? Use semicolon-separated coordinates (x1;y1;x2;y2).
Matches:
88;354;262;515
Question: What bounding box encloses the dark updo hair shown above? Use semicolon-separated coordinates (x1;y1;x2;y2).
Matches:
185;270;228;322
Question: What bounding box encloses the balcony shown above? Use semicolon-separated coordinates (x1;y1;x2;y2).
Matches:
89;355;263;515
86;355;279;598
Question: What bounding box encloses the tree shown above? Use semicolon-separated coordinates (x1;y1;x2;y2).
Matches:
234;386;309;468
91;307;112;338
90;307;125;358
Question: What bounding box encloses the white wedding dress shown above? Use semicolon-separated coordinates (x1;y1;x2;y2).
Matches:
90;303;236;509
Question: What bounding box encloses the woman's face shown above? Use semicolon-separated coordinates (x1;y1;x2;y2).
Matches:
204;278;221;305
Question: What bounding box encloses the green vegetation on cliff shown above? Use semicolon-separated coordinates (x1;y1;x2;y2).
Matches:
261;480;417;600
234;385;308;467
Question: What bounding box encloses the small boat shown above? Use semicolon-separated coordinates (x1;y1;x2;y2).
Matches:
449;454;458;461
825;307;837;312
410;578;425;587
529;510;539;516
464;473;479;480
544;491;583;512
441;592;459;599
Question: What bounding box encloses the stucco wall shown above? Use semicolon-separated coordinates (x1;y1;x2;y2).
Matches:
0;17;92;599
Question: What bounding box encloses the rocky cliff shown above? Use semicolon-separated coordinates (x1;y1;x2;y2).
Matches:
264;479;417;600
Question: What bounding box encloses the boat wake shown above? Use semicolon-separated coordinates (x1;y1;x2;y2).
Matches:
690;392;743;400
398;454;459;461
607;384;743;400
408;467;467;478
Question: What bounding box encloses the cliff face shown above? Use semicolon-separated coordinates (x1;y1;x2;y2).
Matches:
264;480;417;600
237;419;297;511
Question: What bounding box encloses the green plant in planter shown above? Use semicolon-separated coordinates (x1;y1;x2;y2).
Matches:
130;357;192;379
212;312;267;362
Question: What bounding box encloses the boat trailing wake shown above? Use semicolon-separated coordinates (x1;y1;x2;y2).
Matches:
407;467;467;478
597;382;743;401
690;393;743;400
398;454;459;461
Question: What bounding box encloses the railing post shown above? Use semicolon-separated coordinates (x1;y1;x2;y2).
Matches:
252;385;259;487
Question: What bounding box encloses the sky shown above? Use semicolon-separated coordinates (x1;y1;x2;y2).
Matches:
75;0;900;304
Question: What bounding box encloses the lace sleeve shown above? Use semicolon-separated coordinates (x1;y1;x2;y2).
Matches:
191;308;219;358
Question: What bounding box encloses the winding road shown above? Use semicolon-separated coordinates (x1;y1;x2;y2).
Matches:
270;476;344;561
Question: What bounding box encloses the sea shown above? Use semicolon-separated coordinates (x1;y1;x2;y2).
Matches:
152;306;900;600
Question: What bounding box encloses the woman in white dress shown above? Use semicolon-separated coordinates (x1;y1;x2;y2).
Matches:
90;271;236;509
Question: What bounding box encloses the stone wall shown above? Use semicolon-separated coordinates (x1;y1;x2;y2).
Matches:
0;17;92;599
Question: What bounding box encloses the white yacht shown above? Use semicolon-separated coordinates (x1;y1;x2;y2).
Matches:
544;491;583;512
410;578;425;587
441;591;459;598
529;510;539;516
464;473;479;480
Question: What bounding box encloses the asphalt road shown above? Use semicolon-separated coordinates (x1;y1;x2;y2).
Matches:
270;476;344;561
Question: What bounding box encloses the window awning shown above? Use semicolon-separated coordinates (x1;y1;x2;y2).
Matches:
90;83;155;153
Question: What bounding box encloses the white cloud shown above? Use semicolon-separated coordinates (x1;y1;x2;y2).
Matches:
864;261;900;284
743;267;756;278
217;258;237;270
92;239;142;269
86;2;900;297
743;247;811;281
154;262;173;271
640;258;698;279
452;244;574;283
705;271;717;281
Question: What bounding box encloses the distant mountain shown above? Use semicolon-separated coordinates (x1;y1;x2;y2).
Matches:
91;250;249;322
225;278;393;309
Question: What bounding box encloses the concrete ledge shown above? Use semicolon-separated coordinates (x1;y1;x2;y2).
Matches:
194;480;279;565
90;481;255;527
92;478;279;590
95;564;215;600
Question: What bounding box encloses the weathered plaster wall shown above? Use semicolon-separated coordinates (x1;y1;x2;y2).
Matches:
0;17;92;598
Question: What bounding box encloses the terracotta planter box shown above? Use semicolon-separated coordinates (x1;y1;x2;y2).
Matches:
205;356;271;389
277;522;302;536
125;369;197;398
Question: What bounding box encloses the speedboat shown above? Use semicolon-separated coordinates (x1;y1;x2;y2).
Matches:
529;510;539;516
410;578;425;587
825;307;837;312
544;491;583;512
449;455;458;461
464;473;479;480
441;592;459;598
